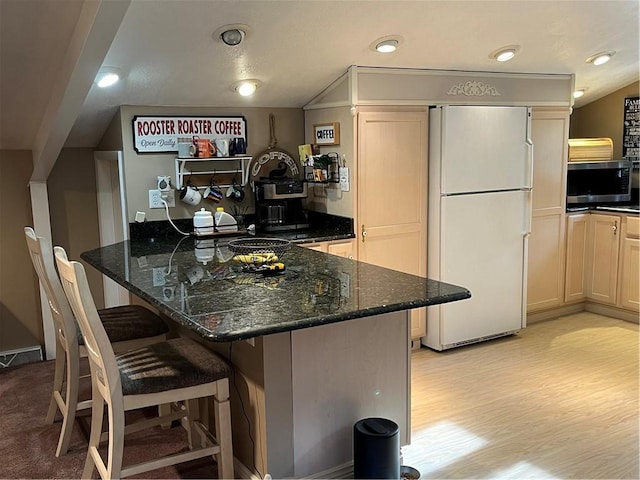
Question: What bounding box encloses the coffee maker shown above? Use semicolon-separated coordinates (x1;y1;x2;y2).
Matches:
254;179;309;232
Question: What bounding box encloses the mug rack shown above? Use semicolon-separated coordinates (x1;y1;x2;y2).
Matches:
175;156;252;189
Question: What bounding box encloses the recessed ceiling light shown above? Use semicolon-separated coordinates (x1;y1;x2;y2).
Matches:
369;35;404;53
213;24;251;46
489;45;520;62
376;39;398;53
220;28;244;46
586;51;615;66
232;80;261;97
573;88;586;98
95;67;121;88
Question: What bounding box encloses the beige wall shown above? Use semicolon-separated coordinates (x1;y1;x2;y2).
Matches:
48;148;104;308
0;148;105;354
570;81;639;159
0;150;42;352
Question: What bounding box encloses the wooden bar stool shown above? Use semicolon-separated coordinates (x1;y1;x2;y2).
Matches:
24;227;170;457
54;246;234;479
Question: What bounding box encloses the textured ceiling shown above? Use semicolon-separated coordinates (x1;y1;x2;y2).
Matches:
1;0;638;153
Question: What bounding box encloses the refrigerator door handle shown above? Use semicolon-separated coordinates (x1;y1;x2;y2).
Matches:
523;188;533;237
525;137;534;190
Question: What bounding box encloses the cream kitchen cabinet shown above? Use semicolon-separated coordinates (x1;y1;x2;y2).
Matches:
301;239;354;259
586;213;621;305
619;216;640;312
526;109;570;313
564;213;588;303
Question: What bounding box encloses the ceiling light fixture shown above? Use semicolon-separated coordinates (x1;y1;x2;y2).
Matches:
213;24;251;46
232;79;261;97
489;45;520;62
220;28;244;46
95;67;121;88
573;88;587;99
369;35;404;53
586;50;615;66
376;39;398;53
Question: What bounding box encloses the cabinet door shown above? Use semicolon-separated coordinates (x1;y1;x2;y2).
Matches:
302;242;328;253
357;111;428;339
564;214;588;303
620;237;640;312
327;241;354;259
527;213;565;311
587;214;621;305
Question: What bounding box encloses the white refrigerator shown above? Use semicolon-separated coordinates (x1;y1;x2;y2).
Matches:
424;105;533;351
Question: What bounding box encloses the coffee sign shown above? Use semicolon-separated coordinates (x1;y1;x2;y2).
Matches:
132;115;247;153
313;122;340;145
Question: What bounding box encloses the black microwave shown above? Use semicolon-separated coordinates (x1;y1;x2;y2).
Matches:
567;160;632;205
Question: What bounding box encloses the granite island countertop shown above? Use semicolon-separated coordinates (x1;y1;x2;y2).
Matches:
82;236;470;342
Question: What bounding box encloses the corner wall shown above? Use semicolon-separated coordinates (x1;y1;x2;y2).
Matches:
570;81;639;158
0;150;42;352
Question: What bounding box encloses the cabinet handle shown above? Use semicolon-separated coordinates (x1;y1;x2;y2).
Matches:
361;224;367;243
613;221;618;236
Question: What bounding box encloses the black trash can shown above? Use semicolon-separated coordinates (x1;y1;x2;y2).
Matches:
353;417;400;479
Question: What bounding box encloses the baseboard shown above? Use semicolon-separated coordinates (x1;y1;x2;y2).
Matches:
585;302;640;324
526;302;639;324
307;460;353;479
0;346;43;368
526;303;585;324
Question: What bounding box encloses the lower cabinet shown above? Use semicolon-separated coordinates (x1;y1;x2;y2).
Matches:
301;240;354;259
586;214;621;305
527;213;566;311
564;213;588;303
619;216;640;312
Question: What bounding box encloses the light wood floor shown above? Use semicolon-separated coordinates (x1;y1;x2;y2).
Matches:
403;312;639;479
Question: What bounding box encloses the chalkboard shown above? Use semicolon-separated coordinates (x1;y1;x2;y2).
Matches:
623;96;639;161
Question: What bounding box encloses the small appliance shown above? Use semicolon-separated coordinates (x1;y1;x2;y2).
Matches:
567;160;632;205
254;179;309;232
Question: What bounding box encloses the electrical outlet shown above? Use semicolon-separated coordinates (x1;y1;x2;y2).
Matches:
152;267;166;286
148;189;175;209
339;167;350;192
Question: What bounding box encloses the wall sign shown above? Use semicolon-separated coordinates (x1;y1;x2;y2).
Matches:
313;122;340;146
132;115;247;153
623;96;639;161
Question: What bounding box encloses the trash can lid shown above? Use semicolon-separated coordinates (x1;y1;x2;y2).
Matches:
354;417;399;437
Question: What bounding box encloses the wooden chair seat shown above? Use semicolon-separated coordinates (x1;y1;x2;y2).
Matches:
87;305;170;346
116;337;231;395
24;227;170;458
54;247;234;479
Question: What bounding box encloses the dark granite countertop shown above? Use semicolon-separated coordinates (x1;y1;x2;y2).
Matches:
567;204;640;215
81;236;470;342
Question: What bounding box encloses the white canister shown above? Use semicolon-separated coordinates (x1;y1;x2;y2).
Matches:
193;208;214;236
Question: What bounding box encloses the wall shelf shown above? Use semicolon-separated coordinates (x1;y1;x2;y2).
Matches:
175;156;252;189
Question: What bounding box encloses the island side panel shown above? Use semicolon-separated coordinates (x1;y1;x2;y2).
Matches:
290;311;411;477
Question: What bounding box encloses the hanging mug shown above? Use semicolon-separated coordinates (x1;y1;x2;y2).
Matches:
226;176;245;202
204;180;224;203
179;184;202;206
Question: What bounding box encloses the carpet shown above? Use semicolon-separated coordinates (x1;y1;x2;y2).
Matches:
0;359;221;479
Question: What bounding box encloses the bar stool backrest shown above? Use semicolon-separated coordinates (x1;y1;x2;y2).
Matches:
24;227;78;356
54;247;122;402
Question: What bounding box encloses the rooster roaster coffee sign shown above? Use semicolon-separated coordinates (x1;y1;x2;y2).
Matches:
132;115;247;153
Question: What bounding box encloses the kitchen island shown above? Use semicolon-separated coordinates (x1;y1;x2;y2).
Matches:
82;236;470;478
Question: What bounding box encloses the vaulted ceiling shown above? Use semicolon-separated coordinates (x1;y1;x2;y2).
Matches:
1;1;638;169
